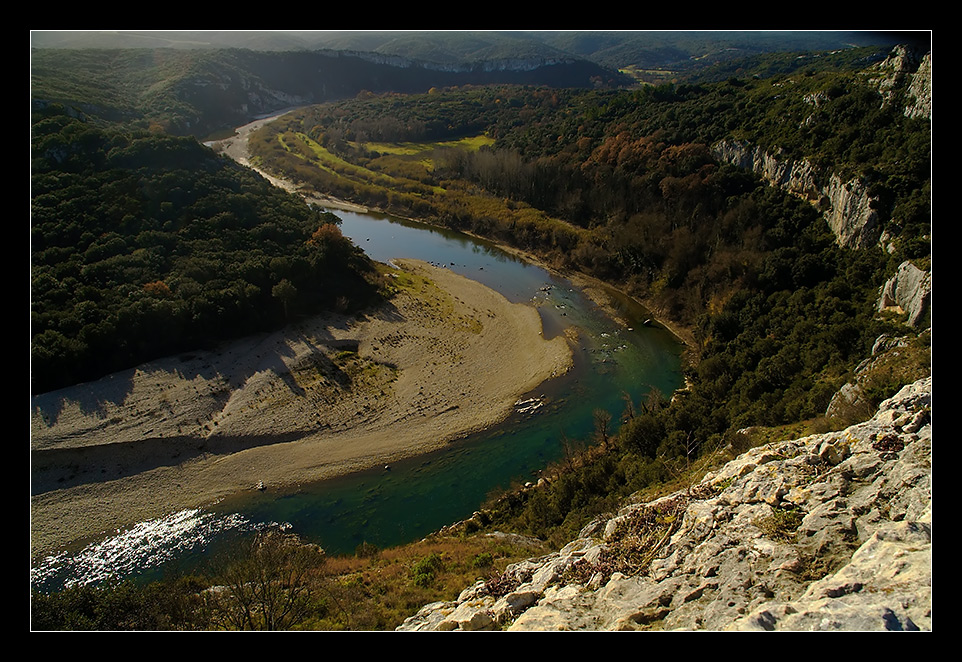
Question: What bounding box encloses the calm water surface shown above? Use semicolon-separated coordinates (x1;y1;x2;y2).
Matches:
32;208;683;591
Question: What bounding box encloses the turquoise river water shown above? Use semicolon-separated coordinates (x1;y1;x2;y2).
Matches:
31;207;683;592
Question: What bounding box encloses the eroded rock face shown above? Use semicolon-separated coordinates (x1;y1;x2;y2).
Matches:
878;260;931;328
711;140;880;250
821;173;881;250
710;45;930;253
399;378;931;631
905;52;932;120
872;45;932;120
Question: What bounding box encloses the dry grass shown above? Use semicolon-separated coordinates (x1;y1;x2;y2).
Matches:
298;533;545;630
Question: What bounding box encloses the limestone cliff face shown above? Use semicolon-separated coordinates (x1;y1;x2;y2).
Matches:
711;45;930;252
711;140;880;250
905;52;932;120
871;45;932;121
399;378;931;631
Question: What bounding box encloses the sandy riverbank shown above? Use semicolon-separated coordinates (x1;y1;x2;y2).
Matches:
209;110;370;214
30;259;573;557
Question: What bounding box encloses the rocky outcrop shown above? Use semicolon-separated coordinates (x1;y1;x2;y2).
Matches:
905;52;932;120
871;45;932;120
399;378;931;631
711;140;821;202
824;333;924;421
821;174;882;250
878;260;931;328
712;140;880;250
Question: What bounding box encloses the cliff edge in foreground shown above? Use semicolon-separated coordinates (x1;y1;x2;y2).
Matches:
400;377;932;631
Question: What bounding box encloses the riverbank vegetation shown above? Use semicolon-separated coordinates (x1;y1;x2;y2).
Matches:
31;39;930;629
248;72;929;431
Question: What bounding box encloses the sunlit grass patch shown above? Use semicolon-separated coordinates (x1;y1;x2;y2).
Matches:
363;134;495;156
385;265;483;334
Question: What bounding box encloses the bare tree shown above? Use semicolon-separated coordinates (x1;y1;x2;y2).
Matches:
621;391;636;422
206;530;325;631
593;408;613;449
660;431;725;498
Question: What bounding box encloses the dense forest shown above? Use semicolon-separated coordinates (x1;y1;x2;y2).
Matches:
29;46;629;139
30;34;931;629
30;104;383;393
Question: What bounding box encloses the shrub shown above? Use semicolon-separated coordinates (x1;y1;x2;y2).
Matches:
411;552;445;588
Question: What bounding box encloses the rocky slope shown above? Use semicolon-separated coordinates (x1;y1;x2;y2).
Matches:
872;45;932;121
399;377;931;631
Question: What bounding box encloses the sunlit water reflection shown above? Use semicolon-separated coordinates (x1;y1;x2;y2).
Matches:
31;509;288;591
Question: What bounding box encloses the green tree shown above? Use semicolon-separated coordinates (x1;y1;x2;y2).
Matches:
272;278;298;320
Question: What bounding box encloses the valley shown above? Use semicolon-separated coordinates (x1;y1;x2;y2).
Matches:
29;31;931;630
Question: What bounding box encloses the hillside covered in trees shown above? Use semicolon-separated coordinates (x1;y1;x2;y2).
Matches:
32;30;917;81
30;104;383;394
30;45;630;139
30;32;931;630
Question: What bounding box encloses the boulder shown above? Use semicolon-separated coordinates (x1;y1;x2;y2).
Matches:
878;260;931;328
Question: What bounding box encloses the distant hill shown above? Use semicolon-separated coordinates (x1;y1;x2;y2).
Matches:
30;44;631;138
31;33;928;125
31;30;923;71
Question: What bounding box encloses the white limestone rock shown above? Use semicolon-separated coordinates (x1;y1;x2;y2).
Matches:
400;378;931;631
711;140;880;250
878;260;931;328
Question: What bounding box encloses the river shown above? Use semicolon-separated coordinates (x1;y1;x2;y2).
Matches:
31;151;684;595
203;208;684;556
